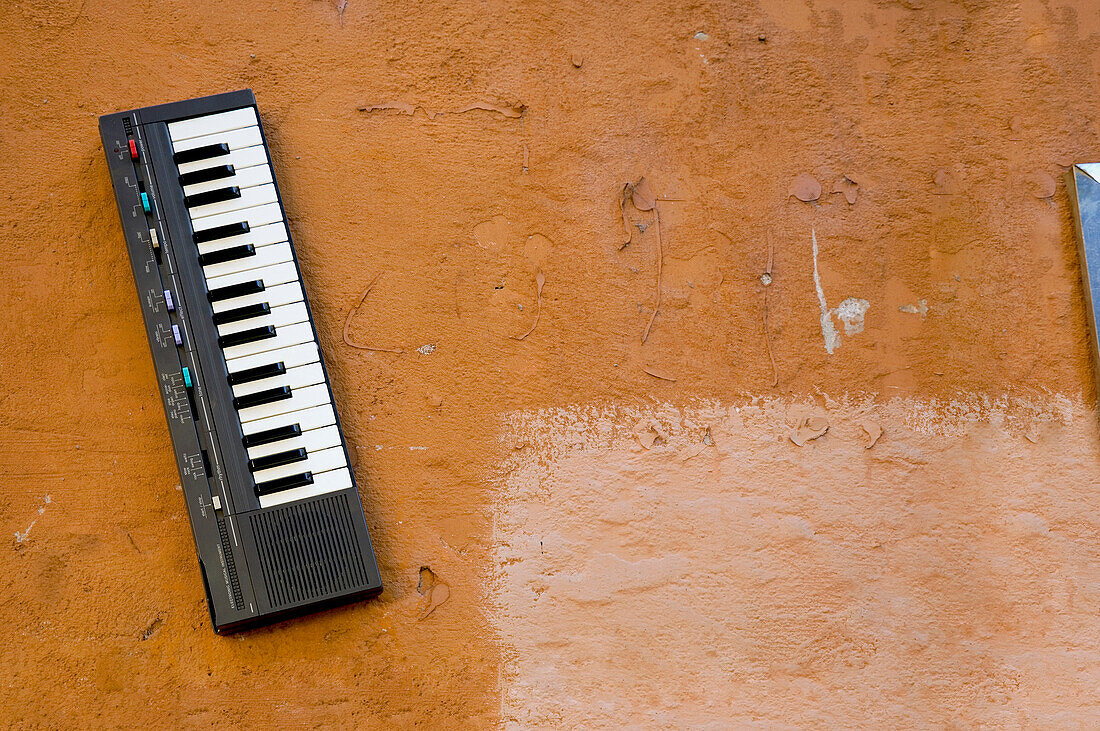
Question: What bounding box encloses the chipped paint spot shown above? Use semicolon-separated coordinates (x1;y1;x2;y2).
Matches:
14;494;52;543
14;521;36;543
417;344;436;355
900;299;929;318
836;298;869;335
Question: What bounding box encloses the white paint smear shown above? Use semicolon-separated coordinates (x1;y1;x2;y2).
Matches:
811;229;870;351
812;228;840;354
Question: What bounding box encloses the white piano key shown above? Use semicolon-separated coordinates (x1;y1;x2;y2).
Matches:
191;201;282;233
171;125;263;154
168;107;259;142
211;280;303;314
222;321;315;361
226;341;319;377
205;260;299;292
183;163;272;197
176;144;269;176
241;402;336;437
237;382;330;424
202;241;292;280
188;183;278;220
246;424;342;460
219;300;309;337
232;361;326;399
258;467;353;508
197;222;288;256
251;446;347;485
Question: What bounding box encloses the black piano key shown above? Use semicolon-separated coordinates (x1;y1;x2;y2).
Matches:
179;164;235;187
248;448;308;473
193;221;249;244
242;423;302;448
226;361;285;386
185;186;241;208
173;143;230;165
255;471;314;496
199;244;255;267
232;385;292;410
217;325;276;349
207;279;263;302
212;302;271;326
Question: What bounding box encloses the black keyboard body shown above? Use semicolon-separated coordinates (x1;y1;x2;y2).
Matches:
100;90;382;634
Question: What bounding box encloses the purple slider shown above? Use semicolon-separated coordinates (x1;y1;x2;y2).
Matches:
172;324;183;346
164;289;175;312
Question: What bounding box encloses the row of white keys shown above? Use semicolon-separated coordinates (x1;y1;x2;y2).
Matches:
183;164;273;197
168;107;258;143
259;468;353;508
170;112;352;503
202;241;292;280
251;445;347;484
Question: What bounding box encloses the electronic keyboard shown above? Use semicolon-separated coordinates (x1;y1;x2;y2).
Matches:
99;90;382;634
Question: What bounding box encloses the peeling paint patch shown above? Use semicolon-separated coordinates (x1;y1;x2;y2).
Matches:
417;344;436;355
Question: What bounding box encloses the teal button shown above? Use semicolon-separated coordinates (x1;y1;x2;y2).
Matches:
182;367;192;388
141;192;151;213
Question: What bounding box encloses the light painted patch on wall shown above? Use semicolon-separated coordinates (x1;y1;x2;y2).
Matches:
490;396;1098;727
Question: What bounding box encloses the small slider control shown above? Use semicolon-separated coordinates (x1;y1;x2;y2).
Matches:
149;228;160;261
128;139;139;160
182;366;193;388
172;324;183;346
140;192;151;214
163;290;175;312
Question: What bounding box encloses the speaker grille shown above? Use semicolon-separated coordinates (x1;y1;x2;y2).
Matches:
249;493;369;609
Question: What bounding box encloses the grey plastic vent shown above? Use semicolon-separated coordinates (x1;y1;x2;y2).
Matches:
248;493;369;609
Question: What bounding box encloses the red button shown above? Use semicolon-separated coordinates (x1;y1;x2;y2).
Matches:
128;139;138;160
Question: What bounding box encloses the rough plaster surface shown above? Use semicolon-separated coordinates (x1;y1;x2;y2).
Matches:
493;399;1100;727
4;0;1100;725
